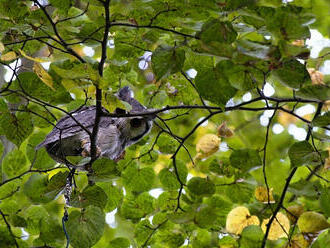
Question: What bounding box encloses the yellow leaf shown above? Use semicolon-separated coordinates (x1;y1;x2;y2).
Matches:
278;108;297;127
307;68;324;85
255;186;275;203
261;212;290;240
1;51;17;61
287;234;311;248
291;40;304;47
33;62;55;91
19;49;50;63
195;134;220;160
226;206;260;235
0;42;4;52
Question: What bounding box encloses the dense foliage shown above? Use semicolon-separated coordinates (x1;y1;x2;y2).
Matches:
0;0;329;247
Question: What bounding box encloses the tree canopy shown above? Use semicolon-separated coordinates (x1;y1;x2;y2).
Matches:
0;0;329;248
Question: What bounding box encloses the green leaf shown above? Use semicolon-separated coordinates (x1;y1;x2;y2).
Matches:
24;205;49;235
288;180;321;198
10;215;27;228
159;168;180;190
49;0;71;12
52;63;99;81
313;111;330;127
297;211;330;233
187;177;215;196
0;226;16;247
139;147;159;164
71;185;108;209
176;159;188;184
271;58;310;89
17;72;72;104
225;183;254;204
26;132;56;169
199;19;237;44
311;229;330;248
230;149;261;172
135;219;153;246
195;61;238;107
167;210;194;224
288;141;320;167
157;134;177;154
296;85;330;101
0;111;33;147
155;229;185;247
98;183;123;212
156;192;177;211
2;149;28;177
23;174;61;204
151;46;185;80
239;225;264;248
236;39;271;60
122;163;155;193
89;158;120;182
67;206;105;248
205;195;233;226
195;206;218;228
265;6;310;40
120;193;155;219
109;237;130;248
39;216;64;244
320;188;330;218
45;171;69;198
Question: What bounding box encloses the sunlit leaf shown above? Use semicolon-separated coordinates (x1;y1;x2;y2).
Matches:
239;225;264;248
297;211;330;233
122;163;155;193
226;206;260;235
261;212;290;240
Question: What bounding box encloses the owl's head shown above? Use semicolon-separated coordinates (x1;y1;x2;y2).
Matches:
114;114;153;146
114;87;155;145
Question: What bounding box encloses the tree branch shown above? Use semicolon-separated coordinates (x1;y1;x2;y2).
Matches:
261;102;324;247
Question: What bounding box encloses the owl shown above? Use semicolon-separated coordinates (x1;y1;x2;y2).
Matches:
36;87;154;166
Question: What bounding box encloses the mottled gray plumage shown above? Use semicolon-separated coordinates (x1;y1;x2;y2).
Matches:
36;87;154;165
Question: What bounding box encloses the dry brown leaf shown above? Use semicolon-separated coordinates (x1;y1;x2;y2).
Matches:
307;68;324;85
1;51;17;61
217;122;234;138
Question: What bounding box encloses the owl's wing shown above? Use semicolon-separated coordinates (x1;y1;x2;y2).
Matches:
36;106;111;149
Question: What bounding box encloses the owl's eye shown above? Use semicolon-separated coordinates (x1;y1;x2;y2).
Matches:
130;118;142;128
115;108;126;115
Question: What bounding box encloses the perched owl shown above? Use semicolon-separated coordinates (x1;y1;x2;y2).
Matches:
36;87;154;166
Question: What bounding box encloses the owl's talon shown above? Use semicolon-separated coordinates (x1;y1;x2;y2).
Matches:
114;150;126;162
81;139;101;157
